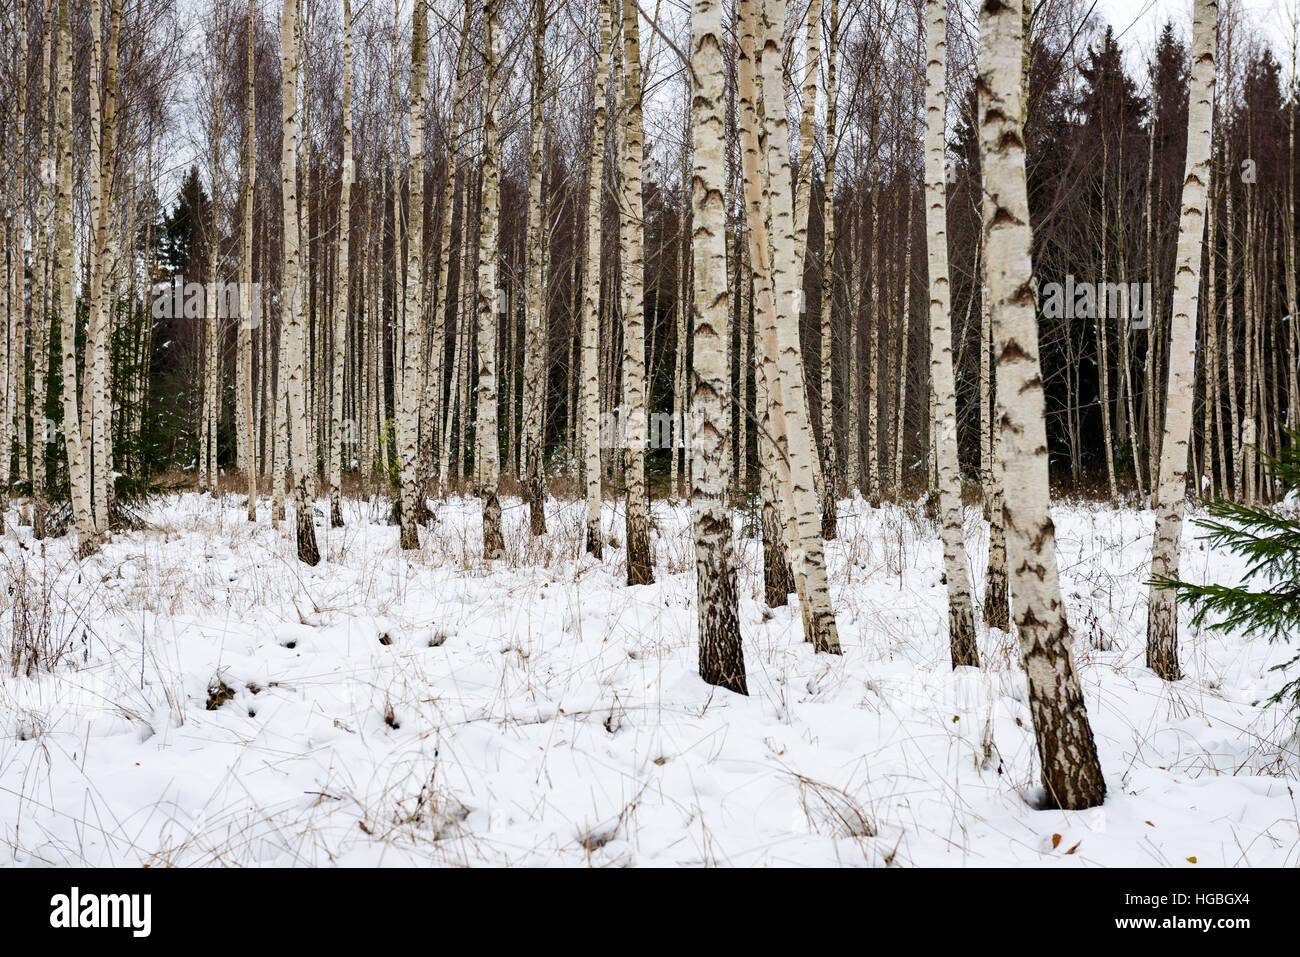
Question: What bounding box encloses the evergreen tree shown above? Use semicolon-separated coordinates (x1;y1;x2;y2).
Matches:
1155;436;1300;708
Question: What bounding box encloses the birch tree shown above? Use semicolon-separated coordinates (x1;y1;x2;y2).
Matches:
241;0;258;522
581;0;612;558
523;0;550;535
819;0;840;536
54;0;96;556
398;0;427;550
923;0;979;669
281;0;320;565
1147;0;1219;679
619;0;654;585
29;0;54;538
738;0;840;654
478;0;505;559
329;0;354;528
6;9;27;512
978;0;1105;808
689;0;747;694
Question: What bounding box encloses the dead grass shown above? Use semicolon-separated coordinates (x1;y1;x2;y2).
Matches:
0;552;83;678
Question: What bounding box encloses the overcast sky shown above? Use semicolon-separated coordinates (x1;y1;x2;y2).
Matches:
1095;0;1298;76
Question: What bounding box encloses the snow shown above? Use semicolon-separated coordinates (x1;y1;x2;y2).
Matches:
0;491;1296;866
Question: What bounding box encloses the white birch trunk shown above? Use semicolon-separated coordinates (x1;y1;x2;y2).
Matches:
397;2;427;550
619;0;654;585
740;0;840;654
978;0;1105;808
281;0;319;564
923;0;979;668
478;0;505;559
581;0;612;558
328;0;354;529
54;0;95;555
689;0;747;694
1146;0;1218;679
523;0;549;535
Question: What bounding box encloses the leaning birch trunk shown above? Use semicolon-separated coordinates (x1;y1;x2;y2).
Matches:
688;0;747;694
742;0;840;654
438;211;469;490
54;0;95;555
923;0;979;669
523;0;549;535
242;0;258;521
281;0;320;565
978;0;1105;808
328;0;354;529
397;2;427;550
581;0;613;558
744;15;797;611
1146;0;1218;680
619;0;654;585
478;0;505;559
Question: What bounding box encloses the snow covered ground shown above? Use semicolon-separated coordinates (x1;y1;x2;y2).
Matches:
0;490;1296;866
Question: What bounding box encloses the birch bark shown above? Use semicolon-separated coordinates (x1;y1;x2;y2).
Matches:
978;0;1105;807
1147;0;1218;680
689;0;747;693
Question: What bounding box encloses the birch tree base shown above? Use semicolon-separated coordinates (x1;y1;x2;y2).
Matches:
762;504;794;607
821;495;837;540
483;492;505;561
526;475;548;536
626;516;654;586
295;493;320;567
1146;590;1183;680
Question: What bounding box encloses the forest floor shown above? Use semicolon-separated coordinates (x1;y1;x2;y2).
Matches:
0;488;1296;866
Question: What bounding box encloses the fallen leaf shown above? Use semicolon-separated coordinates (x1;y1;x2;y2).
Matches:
1051;833;1062;849
1066;841;1081;855
1186;856;1197;863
